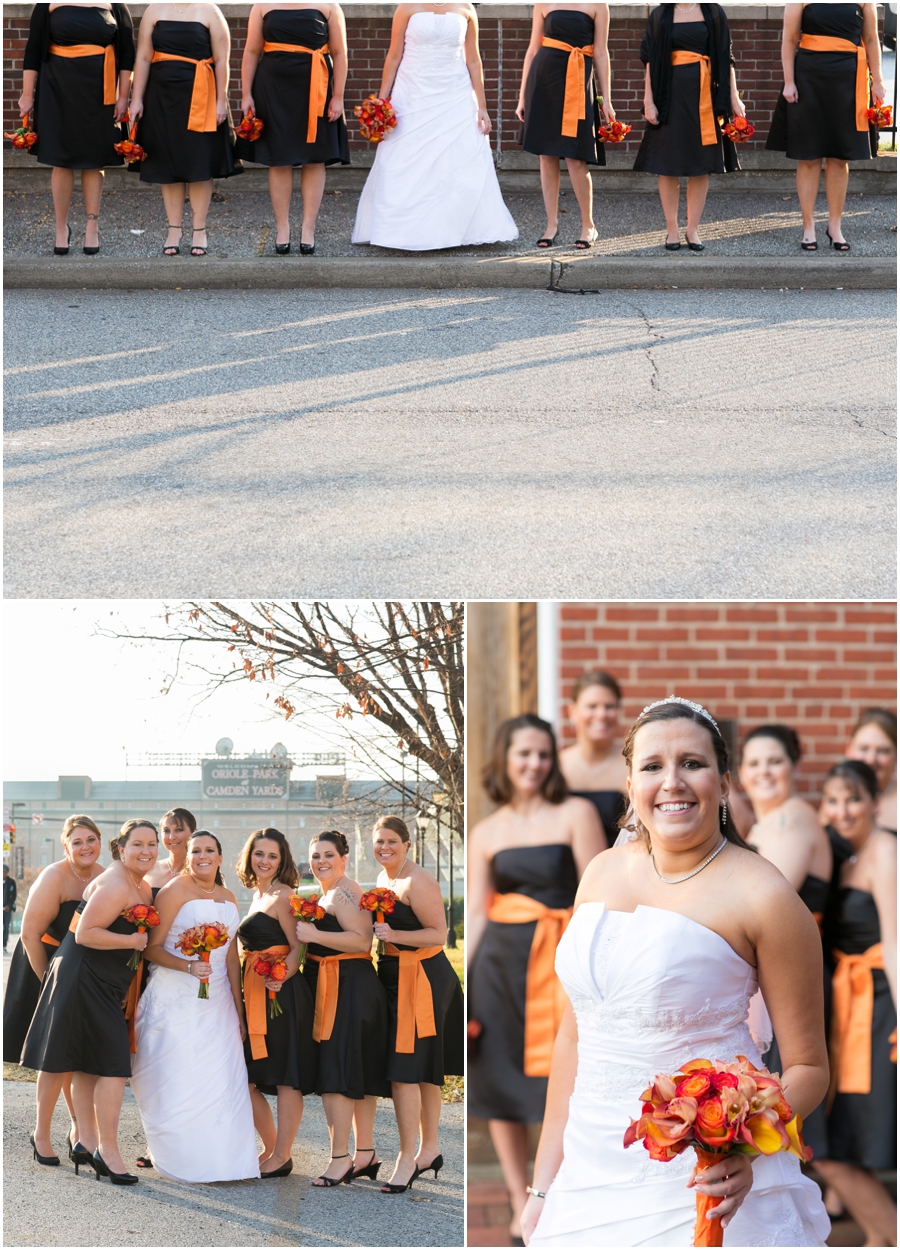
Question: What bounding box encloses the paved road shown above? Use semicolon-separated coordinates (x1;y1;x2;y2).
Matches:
4;288;895;598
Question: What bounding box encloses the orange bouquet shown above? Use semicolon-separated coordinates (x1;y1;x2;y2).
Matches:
176;921;230;998
4;115;37;150
121;903;161;969
359;886;397;955
723;116;755;143
114;120;146;163
867;104;893;129
624;1055;811;1247
289;893;325;969
236;109;264;141
251;955;288;1017
354;95;397;143
598;120;632;143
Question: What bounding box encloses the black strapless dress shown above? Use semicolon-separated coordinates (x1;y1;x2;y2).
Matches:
468;844;578;1122
234;8;350;167
824;887;896;1168
767;4;876;162
569;789;626;844
301;913;390;1099
376;899;464;1085
21;903;139;1077
521;10;604;166
238;910;317;1095
634;22;730;177
3;899;80;1064
137;21;241;184
28;5;132;169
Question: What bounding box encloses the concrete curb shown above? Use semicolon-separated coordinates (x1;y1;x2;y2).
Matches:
4;254;896;291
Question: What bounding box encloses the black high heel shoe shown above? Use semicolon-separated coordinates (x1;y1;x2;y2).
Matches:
54;225;71;257
30;1133;60;1167
70;1141;97;1176
535;231;558;248
412;1153;444;1181
299;240;315;255
83;213;100;255
163;223;182;256
259;1158;293;1178
313;1155;354;1187
92;1151;139;1185
351;1147;381;1180
826;228;850;252
275;234;291;255
381;1163;417;1195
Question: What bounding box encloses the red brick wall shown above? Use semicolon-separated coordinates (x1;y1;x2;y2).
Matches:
557;602;897;800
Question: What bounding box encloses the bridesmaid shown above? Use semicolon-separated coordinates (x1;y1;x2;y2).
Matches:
130;2;240;257
517;3;615;249
296;830;390;1187
370;816;464;1194
467;714;605;1245
237;2;349;255
634;2;745;251
144;807;196;896
21;819;158;1184
20;2;134;254
814;760;896;1248
557;669;628;842
766;4;884;252
847;708;897;834
236;827;318;1178
3;816;105;1164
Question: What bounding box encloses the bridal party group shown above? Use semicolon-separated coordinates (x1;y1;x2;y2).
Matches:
3;811;464;1192
15;3;887;256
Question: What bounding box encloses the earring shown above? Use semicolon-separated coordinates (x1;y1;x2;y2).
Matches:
721;800;728;828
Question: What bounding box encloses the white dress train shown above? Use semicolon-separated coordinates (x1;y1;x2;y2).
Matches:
131;898;259;1183
352;11;518;250
529;904;831;1248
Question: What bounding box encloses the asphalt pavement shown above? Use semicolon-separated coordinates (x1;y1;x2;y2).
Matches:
4;287;896;598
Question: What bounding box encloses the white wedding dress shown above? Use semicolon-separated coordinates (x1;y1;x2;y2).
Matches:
530;904;830;1248
352;10;518;250
131;899;259;1183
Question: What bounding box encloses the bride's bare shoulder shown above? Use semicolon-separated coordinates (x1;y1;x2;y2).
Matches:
576;840;636;901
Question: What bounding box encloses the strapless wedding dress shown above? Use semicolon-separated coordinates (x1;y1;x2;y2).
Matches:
131;899;259;1183
352;11;518;250
529;904;830;1247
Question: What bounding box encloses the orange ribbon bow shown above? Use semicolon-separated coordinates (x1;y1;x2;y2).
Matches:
799;34;869;131
671;51;717;145
151;52;217;131
383;944;443;1053
828;942;885;1107
49;43;117;105
262;41;331;143
242;944;291;1059
541;38;594;138
309;951;373;1042
487;893;572;1077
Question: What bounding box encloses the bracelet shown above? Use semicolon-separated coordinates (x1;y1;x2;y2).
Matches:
526;1186;547;1200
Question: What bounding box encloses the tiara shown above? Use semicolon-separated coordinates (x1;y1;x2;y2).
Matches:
639;695;719;732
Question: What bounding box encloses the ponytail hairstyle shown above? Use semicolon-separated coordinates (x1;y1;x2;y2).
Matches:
311;828;350;857
236;827;299;889
185;829;225;887
373;815;411;844
60;814;102;848
110;818;158;861
160;807;197;836
741;723;802;765
570;669;622;705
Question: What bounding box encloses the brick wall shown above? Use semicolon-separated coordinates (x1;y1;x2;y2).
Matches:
557;601;897;800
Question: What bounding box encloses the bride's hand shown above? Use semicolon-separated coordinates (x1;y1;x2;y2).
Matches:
520;1193;544;1245
189;959;212;981
238;1017;247;1042
476;108;491;136
688;1152;753;1230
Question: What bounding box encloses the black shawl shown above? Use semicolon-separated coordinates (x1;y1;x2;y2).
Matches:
23;4;135;74
640;4;735;127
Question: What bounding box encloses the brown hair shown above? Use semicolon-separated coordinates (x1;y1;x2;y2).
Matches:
741;724;802;765
185;830;225;887
236;827;299;889
160;807;197;835
482;714;568;806
60;814;102;847
311;829;350;857
570;669;622;705
373;815;411;844
850;708;897;750
825;759;879;802
110;819;158;861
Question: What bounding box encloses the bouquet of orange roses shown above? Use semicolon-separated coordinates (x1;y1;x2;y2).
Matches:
4;115;38;150
251;955;288;1017
121;903;161;969
359;887;397;955
289;893;325;969
624;1055;811;1247
866;104;893;129
176;921;230;998
236;109;264;141
598;120;631;143
354;95;397;143
114;121;147;163
722;116;755;143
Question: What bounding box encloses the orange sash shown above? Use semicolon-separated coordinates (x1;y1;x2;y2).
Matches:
124;960;142;1054
41;932;61;947
383;943;443;1053
48;43;116;105
262;41;331;143
68;911;80;934
309;951;372;1042
671;51;717;145
242;944;291;1060
799;34;869;131
541;38;594;138
487;893;572;1077
151;51;217;132
828;942;884;1107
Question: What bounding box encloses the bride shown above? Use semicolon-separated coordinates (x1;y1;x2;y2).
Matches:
522;697;831;1247
131;831;259;1182
352;1;518;250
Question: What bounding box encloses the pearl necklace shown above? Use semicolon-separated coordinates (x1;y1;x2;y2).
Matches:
192;875;218;895
68;859;93;884
650;837;727;884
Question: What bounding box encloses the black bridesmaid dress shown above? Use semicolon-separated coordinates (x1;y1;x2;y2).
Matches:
3;899;80;1064
238;910;318;1095
569;789;626;844
377;900;464;1085
468;844;578;1122
521;10;605;166
234;8;350;167
766;4;876;163
137;21;241;184
21;902;139;1076
301;913;390;1099
24;5;134;169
